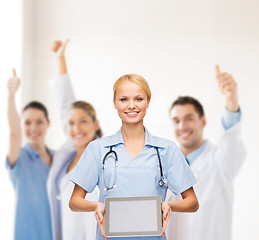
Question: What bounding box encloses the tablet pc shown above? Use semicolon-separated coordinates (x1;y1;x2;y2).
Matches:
104;196;162;238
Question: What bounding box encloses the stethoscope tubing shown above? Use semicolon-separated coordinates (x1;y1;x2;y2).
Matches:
102;146;118;191
102;146;168;191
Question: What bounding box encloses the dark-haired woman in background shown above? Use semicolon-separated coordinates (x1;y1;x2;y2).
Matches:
47;40;101;240
6;69;54;240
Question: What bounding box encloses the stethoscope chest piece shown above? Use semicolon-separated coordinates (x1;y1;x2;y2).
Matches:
158;177;168;188
155;147;168;188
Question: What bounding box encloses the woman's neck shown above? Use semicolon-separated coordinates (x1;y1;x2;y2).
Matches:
30;141;52;166
67;142;89;173
121;122;145;143
30;142;47;154
121;122;145;159
75;143;88;157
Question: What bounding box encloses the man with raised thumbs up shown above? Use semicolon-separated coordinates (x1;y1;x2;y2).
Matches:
166;65;246;240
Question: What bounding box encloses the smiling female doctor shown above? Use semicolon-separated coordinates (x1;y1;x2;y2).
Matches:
69;74;199;240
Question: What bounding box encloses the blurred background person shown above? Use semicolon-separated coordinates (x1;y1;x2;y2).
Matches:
166;65;246;240
47;40;101;240
6;69;53;240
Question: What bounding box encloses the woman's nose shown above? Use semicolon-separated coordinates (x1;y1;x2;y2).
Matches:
30;123;37;131
73;123;80;132
128;99;135;109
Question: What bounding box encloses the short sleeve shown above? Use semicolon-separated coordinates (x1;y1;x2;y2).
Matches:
70;142;100;193
166;143;197;195
5;148;27;181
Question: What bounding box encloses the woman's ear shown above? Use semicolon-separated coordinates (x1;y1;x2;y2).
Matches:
146;97;151;109
113;99;117;109
95;120;100;131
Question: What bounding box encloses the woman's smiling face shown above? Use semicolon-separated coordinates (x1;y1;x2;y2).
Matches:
22;108;50;145
113;80;150;125
67;108;99;148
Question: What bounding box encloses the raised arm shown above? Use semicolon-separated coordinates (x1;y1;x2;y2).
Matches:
215;64;239;113
51;39;70;75
50;40;76;134
7;69;22;167
215;65;246;178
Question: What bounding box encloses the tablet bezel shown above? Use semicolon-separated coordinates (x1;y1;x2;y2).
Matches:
104;196;162;238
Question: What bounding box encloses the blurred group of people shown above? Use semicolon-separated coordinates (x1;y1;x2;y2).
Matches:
6;40;246;240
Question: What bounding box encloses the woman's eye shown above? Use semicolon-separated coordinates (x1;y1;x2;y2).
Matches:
120;98;127;102
68;122;74;126
136;98;143;101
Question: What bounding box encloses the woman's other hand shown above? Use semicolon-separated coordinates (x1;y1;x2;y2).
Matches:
161;201;171;238
95;202;108;240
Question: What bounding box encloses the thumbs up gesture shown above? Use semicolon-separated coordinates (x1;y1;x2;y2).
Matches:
51;39;70;58
215;65;239;112
7;68;21;97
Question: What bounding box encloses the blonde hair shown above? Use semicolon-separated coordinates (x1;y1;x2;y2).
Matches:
113;74;151;101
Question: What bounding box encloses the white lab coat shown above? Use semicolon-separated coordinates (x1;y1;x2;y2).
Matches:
47;74;99;240
166;122;246;240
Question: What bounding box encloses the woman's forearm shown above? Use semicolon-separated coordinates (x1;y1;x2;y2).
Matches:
69;196;98;212
168;187;199;213
7;94;22;166
8;95;21;137
57;55;67;75
69;184;98;212
167;196;199;213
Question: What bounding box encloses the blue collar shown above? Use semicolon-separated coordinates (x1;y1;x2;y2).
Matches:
24;143;54;161
186;140;207;165
24;143;40;159
103;127;166;148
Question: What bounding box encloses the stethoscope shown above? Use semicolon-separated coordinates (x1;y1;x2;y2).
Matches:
102;146;168;191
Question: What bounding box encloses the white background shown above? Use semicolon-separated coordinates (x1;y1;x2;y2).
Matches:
0;0;258;239
0;1;21;239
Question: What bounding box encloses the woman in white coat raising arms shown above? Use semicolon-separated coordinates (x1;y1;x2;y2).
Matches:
47;40;101;240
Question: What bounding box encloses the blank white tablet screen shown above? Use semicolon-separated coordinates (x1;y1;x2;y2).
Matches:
109;200;157;233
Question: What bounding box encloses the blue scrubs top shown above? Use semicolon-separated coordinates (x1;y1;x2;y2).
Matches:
6;143;54;240
71;128;196;240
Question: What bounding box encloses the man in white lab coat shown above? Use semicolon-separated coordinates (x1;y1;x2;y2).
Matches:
166;65;246;240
